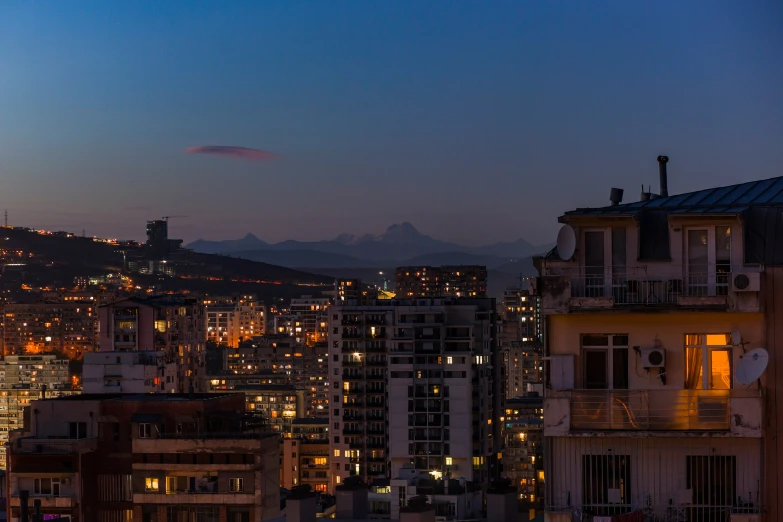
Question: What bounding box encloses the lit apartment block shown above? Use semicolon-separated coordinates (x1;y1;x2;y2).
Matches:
394;266;488;298
206;381;305;435
0;354;76;469
205;303;236;346
329;297;501;499
501;395;544;507
289;296;330;345
204;294;266;347
500;286;544;399
540;160;781;521
97;295;206;393
2;297;97;358
499;285;541;346
220;335;329;418
281;418;331;492
504;343;543;399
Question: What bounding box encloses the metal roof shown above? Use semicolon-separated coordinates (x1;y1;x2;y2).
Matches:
564;176;783;217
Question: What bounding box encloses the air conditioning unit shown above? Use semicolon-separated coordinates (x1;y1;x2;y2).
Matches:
641;348;665;368
732;272;760;292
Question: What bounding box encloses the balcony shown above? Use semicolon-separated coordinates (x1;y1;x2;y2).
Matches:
540;266;761;313
544;389;762;435
11;437;97;455
10;495;74;508
133;492;255;505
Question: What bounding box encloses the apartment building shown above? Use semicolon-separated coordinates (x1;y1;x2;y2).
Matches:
499;286;541;346
82;351;178;393
539;164;782;521
0;354;75;470
97;295;206;393
336;279;381;304
204;294;267;347
204;302;236;346
206;381;305;434
1;298;96;358
289;296;330;345
281;418;330;492
504;343;543;399
5;393;280;522
394;266;488;298
214;335;329;418
502;395;544;508
329;298;501;497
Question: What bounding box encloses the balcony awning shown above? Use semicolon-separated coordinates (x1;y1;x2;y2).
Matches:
130;413;163;423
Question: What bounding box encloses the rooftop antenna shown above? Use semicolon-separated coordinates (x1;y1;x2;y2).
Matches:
82;229;86;237
4;209;7;227
162;215;188;222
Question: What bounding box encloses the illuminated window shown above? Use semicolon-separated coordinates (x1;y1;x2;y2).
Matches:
445;457;453;466
145;478;159;491
229;478;243;493
685;334;732;390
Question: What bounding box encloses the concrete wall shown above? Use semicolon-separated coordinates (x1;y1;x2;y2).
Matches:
547;312;765;391
30;399;102;439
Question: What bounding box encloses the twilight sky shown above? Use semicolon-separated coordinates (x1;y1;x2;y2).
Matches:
1;1;782;246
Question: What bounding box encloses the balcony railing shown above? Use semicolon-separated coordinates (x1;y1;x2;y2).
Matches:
11;437;97;455
566;266;734;305
566;389;754;431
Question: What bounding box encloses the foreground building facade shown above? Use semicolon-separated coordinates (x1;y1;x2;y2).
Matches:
539;170;783;521
5;393;279;522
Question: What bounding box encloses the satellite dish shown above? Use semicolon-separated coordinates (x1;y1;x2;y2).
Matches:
731;327;742;346
736;348;769;384
556;225;576;261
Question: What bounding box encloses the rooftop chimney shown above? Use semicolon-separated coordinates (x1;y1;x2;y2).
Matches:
658;155;669;197
287;486;317;522
486;479;518;522
610;188;624;206
335;477;368;519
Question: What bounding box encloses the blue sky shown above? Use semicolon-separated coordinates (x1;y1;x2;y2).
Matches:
1;1;782;245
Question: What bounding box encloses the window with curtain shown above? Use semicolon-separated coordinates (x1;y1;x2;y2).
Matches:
685;334;732;390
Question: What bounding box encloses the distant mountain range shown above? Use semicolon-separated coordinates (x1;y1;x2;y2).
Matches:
186;223;552;272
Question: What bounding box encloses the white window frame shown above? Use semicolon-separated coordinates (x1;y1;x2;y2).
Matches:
581;334;629;390
34;478;61;496
685;334;733;390
581;228;627;297
138;423;153;438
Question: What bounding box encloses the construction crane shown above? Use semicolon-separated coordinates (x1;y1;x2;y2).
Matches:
161;215;188;222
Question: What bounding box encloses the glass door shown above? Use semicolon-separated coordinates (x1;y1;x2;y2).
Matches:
687;229;709;296
584;231;606;297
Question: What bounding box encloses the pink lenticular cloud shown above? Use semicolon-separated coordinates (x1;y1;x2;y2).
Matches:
184;145;279;161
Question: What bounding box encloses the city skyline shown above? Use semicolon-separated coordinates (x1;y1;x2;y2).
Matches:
2;1;782;245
